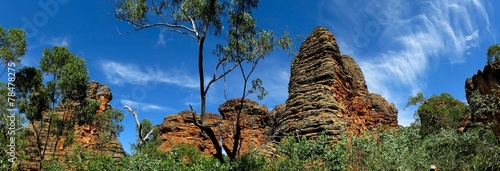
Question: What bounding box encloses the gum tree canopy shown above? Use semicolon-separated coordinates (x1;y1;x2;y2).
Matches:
0;26;27;77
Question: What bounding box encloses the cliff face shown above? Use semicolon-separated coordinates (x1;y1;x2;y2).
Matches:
22;81;125;171
465;61;500;136
274;27;398;141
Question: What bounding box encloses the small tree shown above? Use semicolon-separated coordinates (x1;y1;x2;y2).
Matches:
115;0;290;163
15;46;91;170
124;105;155;155
406;92;468;136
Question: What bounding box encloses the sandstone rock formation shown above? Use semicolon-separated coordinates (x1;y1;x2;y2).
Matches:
465;61;500;136
219;98;268;156
88;80;113;113
21;81;125;170
157;98;268;156
274;27;398;141
158;27;398;158
264;104;286;142
157;110;222;155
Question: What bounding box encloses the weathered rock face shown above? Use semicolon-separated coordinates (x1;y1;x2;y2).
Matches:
88;80;113;113
465;61;500;136
264;104;286;142
219;98;268;156
157;98;268;157
157;27;398;157
22;81;125;171
274;27;398;141
157;110;222;155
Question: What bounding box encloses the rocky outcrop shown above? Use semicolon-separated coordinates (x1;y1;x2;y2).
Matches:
274;27;398;141
157;98;268;157
219;98;268;156
157;27;399;157
157;111;222;155
88;80;113;113
21;81;125;170
465;61;500;136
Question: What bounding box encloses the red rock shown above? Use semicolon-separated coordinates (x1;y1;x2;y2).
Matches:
157;110;222;155
219;98;268;156
21;81;125;170
274;27;398;141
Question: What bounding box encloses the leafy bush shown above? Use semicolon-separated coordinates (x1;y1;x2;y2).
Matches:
38;125;500;171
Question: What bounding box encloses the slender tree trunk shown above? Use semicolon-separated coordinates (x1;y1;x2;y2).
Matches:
196;35;225;163
198;37;207;126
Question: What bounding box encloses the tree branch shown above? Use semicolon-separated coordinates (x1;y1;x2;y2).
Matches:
124;105;146;144
204;60;243;95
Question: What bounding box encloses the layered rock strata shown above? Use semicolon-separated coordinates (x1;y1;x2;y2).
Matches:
22;81;125;170
274;27;398;141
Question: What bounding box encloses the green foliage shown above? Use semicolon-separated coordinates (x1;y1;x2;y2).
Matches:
0;26;27;76
40;46;89;104
487;44;500;63
469;88;500;123
77;99;100;125
130;118;158;155
114;0;148;25
248;78;267;100
96;108;125;137
405;92;425;110
270;127;500;171
14;67;48;120
0;83;29;170
417;93;468;136
58;57;89;103
37;126;500;170
406;92;468;136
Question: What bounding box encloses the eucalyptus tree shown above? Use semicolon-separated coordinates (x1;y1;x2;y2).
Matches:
34;46;90;169
115;0;290;162
406;92;468;136
0;26;27;77
14;67;46;120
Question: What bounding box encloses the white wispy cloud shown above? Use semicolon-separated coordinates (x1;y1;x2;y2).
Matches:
319;0;492;126
156;30;166;46
47;37;70;47
261;68;290;107
27;36;71;50
120;99;173;112
155;30;173;47
100;61;198;88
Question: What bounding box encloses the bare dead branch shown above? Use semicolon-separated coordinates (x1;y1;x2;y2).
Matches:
124;105;149;144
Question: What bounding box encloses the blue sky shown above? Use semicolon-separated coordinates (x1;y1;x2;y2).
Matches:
1;0;498;153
